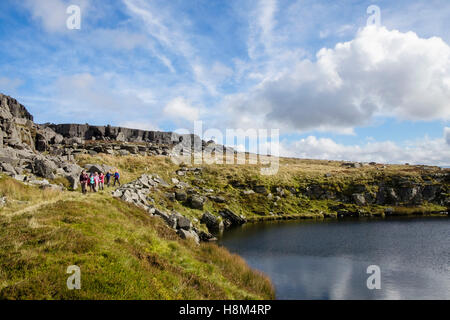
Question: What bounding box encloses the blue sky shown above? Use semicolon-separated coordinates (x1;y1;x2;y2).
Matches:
0;0;449;165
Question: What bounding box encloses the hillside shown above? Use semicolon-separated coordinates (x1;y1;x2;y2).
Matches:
75;154;449;226
0;175;274;299
0;93;449;299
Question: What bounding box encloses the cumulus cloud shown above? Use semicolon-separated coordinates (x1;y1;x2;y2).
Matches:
226;26;450;133
281;135;450;166
163;97;199;122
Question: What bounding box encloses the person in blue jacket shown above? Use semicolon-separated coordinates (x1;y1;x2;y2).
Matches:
105;171;112;187
113;170;121;186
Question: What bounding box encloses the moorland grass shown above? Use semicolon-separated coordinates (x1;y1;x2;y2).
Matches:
0;183;274;299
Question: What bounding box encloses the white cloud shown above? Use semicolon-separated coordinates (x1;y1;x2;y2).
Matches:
163;97;199;122
119;121;160;131
319;24;354;39
0;78;23;94
248;0;278;58
281;135;450;166
24;0;89;32
122;0;194;67
225;26;450;133
193;62;233;95
54;73;150;122
445;127;450;145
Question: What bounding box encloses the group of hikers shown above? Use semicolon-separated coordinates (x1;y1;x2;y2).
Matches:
79;170;121;194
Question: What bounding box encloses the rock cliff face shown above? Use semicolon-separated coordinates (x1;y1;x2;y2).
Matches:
300;175;449;210
0;95;35;150
43;123;184;145
0;92;210;158
0;93;203;188
0;94;85;188
0;94;33;121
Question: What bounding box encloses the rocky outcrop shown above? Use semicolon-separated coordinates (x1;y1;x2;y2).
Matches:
218;208;247;227
0;93;217;188
0;94;84;186
201;211;224;234
36;123;214;158
84;164;114;174
295;174;449;208
189;195;205;210
0;95;33;121
1;93;237;175
44;123;185;145
112;174;218;243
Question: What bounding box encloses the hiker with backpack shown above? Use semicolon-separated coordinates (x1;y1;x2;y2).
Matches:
89;173;96;192
105;171;112;187
99;172;105;191
113;170;121;186
93;172;100;192
79;170;89;194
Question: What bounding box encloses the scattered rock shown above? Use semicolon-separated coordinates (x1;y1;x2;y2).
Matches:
189;195;205;210
40;183;65;191
218;208;246;227
201;211;224;233
175;191;187;202
165;192;176;201
208;195;226;203
341;162;362;168
176;215;192;230
176;170;186;176
352;193;367;206
385;207;394;216
254;185;268;194
1;162;16;175
85;164;113;174
28;179;50;186
0;196;6;207
33;158;57;179
177;229;200;244
118;150;130;156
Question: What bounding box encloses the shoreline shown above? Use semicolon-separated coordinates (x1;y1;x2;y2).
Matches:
244;210;449;224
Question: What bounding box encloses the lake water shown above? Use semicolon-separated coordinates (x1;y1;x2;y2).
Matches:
219;217;450;300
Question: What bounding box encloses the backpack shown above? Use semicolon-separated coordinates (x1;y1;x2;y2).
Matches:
90;176;95;184
115;172;120;178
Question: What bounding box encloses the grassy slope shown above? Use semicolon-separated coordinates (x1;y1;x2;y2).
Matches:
0;153;447;299
76;154;448;222
0;176;274;299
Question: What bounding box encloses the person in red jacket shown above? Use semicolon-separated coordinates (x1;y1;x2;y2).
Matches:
99;172;105;191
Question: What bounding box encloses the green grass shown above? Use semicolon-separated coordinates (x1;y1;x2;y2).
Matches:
72;154;448;224
1;153;446;299
0;175;63;213
0;177;274;300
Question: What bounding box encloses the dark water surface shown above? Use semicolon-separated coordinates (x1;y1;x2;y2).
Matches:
219;217;450;300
